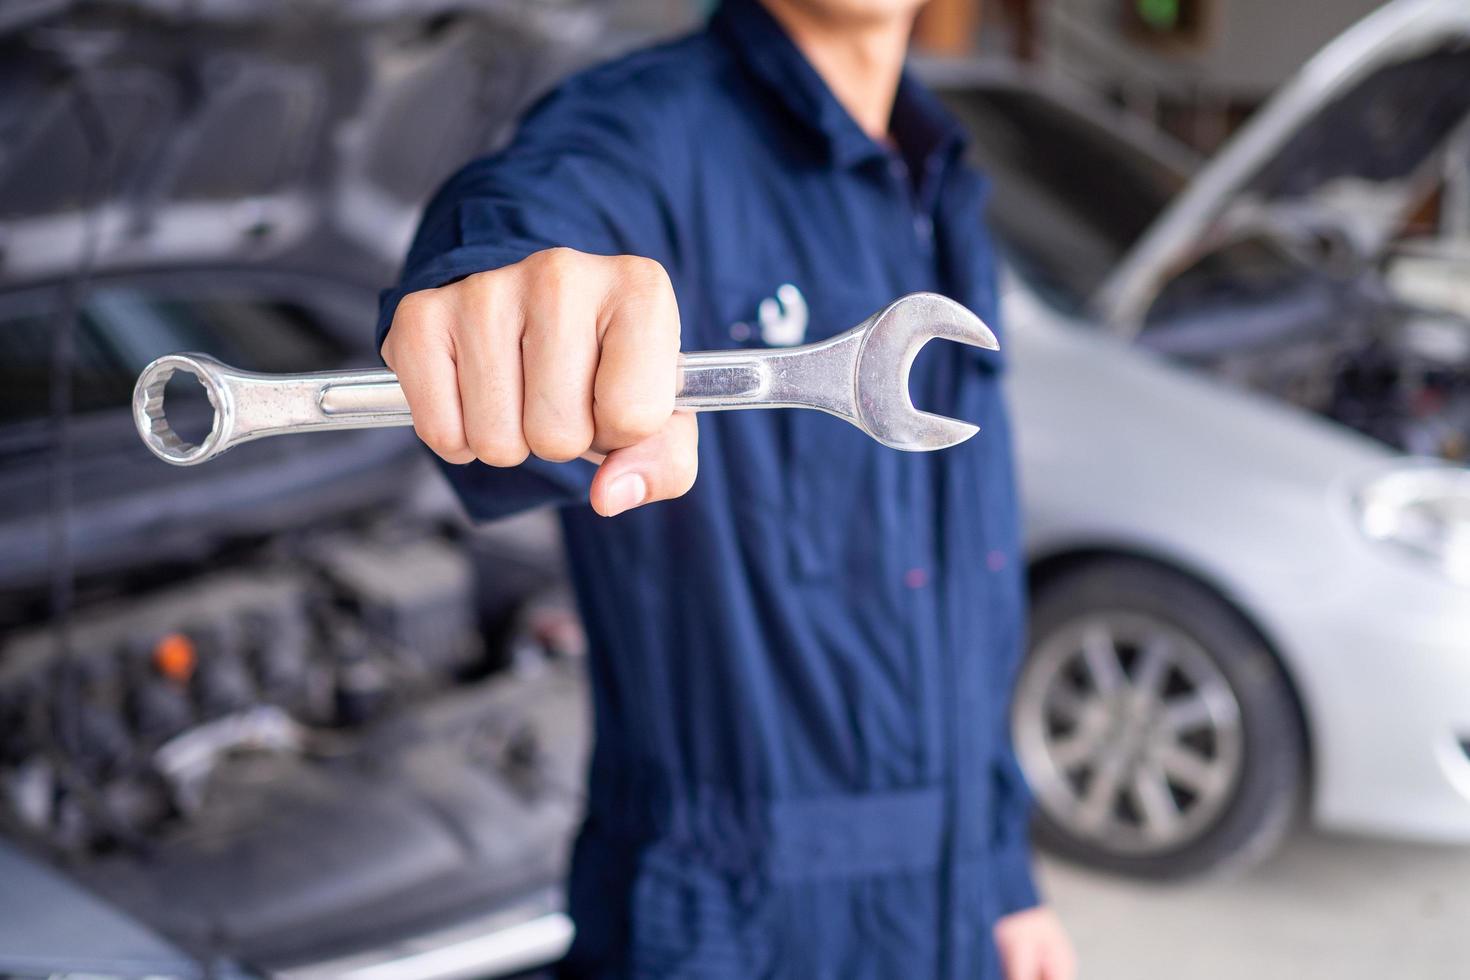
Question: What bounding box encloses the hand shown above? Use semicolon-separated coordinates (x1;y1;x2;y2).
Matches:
994;906;1076;980
383;247;696;517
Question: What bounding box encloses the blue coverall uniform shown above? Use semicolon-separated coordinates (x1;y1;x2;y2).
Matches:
378;1;1039;976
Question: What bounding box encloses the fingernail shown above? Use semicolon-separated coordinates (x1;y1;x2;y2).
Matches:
603;473;648;516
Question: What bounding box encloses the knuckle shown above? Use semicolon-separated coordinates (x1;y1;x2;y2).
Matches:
531;247;580;290
599;398;666;446
393;288;436;324
617;255;671;295
415;419;466;459
457;269;509;314
389;291;440;345
615;259;680;351
467;430;529;468
396;296;457;355
526;423;592;463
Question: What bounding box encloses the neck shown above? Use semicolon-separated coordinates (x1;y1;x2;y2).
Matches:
758;0;915;140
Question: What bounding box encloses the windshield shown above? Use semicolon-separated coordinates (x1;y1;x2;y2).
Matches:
937;82;1188;315
0;286;349;429
1247;46;1470;203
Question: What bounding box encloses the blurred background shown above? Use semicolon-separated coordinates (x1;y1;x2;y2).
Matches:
0;0;1467;977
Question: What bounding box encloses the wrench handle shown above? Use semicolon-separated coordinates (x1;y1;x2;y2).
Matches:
673;351;770;410
134;350;793;466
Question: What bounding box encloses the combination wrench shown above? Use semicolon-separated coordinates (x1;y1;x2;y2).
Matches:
132;292;998;465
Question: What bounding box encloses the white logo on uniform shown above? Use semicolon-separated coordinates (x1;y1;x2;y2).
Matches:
758;283;808;347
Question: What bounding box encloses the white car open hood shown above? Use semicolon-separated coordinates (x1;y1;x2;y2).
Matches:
1100;0;1470;329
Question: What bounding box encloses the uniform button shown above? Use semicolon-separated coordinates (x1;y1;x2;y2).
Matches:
986;549;1007;572
904;567;928;589
914;213;933;243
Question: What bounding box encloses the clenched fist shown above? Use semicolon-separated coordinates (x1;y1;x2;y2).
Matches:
382;247;697;517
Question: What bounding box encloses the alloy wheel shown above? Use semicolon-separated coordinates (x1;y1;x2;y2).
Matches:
1014;611;1244;854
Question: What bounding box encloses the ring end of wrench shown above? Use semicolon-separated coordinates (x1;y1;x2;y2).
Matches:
133;353;233;466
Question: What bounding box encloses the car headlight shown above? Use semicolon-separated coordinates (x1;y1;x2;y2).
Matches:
1355;466;1470;586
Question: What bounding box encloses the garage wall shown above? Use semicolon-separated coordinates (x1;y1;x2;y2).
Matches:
1045;0;1390;100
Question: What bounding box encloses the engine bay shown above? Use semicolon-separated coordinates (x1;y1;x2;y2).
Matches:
1138;231;1470;463
0;519;588;968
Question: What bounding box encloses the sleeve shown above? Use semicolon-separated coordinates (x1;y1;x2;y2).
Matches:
376;76;681;523
991;741;1041;915
974;185;1040;915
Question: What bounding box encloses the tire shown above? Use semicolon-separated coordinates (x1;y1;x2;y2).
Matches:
1013;558;1304;879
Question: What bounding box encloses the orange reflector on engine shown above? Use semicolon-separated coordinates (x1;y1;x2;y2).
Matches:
153;633;197;682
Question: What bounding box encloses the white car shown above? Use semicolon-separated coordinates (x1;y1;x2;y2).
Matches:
933;0;1470;877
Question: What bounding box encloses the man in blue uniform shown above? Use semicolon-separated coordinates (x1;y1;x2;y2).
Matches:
378;0;1075;976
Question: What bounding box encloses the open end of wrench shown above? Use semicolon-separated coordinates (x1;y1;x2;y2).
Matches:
897;409;981;454
133;353;232;466
854;293;998;452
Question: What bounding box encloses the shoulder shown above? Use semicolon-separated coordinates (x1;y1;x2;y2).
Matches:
562;31;733;113
519;31;737;149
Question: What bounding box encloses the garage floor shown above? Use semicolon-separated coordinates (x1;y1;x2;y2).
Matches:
1041;832;1470;979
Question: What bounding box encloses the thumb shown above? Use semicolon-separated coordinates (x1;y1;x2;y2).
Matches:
1003;942;1040;980
588;412;699;517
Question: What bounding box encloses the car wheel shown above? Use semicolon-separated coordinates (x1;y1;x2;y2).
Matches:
1014;559;1303;878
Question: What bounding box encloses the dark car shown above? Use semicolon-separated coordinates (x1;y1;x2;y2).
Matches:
0;2;619;976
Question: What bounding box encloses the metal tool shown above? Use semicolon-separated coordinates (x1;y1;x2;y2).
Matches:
133;291;998;465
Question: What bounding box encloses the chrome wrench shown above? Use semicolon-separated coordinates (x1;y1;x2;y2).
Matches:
132;292;998;466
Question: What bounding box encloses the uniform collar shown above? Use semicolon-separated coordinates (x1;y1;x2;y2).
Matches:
710;0;968;172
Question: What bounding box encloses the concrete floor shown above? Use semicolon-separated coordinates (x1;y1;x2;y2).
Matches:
1040;832;1470;980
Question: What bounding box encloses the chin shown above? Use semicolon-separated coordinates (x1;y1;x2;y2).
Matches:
791;0;927;25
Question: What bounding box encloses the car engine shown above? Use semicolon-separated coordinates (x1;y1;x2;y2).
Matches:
1330;317;1470;460
4;526;455;849
1211;308;1470;461
0;518;588;967
1139;244;1470;463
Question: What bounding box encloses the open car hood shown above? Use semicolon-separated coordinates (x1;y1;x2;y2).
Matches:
0;0;599;287
1101;0;1470;328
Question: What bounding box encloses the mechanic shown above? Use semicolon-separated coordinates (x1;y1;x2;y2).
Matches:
378;0;1075;976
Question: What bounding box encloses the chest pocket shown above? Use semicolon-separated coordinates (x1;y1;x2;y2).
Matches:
700;278;913;582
